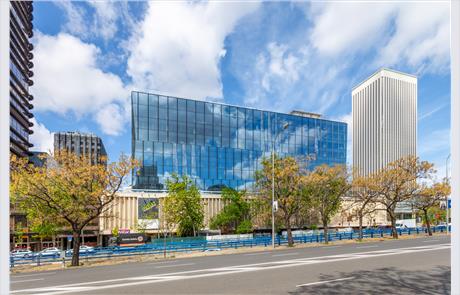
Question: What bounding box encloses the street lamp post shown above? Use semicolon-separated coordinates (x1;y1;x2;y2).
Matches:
272;122;289;249
447;153;451;234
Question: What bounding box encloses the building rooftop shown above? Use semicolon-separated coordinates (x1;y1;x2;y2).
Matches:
55;131;99;137
132;91;347;124
352;68;417;93
289;110;321;119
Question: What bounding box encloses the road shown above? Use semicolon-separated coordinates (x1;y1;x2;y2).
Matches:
11;235;450;295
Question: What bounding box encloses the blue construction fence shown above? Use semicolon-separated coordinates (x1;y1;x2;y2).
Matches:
10;225;451;268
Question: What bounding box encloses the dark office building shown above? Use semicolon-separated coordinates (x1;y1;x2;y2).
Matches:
131;91;347;191
10;1;35;157
54;132;107;165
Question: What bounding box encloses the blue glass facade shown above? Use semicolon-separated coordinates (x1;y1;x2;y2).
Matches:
132;91;347;191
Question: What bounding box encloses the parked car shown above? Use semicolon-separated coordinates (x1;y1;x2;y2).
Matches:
10;249;33;258
395;224;407;229
337;227;353;233
35;247;61;258
66;245;95;256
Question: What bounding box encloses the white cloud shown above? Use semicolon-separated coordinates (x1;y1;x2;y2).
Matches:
375;3;450;74
419;101;449;121
31;32;128;135
310;2;396;57
55;1;132;42
87;1;119;41
258;42;304;92
239;39;348;115
95;103;126;136
30;118;54;153
126;1;260;100
309;2;450;73
55;2;89;39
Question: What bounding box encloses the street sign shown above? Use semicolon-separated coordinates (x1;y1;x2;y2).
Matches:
67;235;72;242
273;201;278;212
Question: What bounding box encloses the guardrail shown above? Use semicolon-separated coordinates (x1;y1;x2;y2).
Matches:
10;225;451;268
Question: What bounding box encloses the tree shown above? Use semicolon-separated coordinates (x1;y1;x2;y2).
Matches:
112;226;119;238
210;188;252;234
351;174;380;241
305;165;350;244
412;181;450;236
373;155;434;239
10;150;137;266
255;155;303;247
163;174;204;237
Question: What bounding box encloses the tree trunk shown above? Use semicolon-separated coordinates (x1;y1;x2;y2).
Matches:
389;210;398;239
323;222;329;244
71;230;81;267
285;216;294;247
424;209;432;236
358;214;363;241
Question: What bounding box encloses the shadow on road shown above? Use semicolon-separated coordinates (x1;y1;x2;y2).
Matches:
290;266;450;295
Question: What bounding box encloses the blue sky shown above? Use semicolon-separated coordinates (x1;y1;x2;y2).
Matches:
30;1;451;179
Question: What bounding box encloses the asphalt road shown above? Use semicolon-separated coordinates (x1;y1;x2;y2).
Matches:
11;235;451;295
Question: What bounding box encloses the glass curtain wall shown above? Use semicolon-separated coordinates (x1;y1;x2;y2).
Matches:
132;91;347;191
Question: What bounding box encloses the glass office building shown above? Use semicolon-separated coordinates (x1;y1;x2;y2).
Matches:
132;91;347;191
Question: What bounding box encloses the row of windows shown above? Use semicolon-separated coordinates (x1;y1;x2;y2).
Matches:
10;115;29;140
134;96;346;134
131;92;347;191
134;143;345;167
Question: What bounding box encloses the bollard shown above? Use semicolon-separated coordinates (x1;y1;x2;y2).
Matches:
371;232;374;238
37;254;41;266
10;256;14;268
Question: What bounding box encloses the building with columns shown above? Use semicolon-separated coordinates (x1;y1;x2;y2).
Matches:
352;68;417;176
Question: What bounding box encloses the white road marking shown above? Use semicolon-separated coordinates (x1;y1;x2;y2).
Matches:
272;252;299;257
12;243;450;295
147;260;177;265
356;245;378;249
244;252;270;256
155;263;195;269
11;278;45;284
324;246;342;249
296;277;354;287
423;239;440;242
12;272;56;278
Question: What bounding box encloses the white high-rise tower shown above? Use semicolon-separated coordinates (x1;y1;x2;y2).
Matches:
352;68;417;176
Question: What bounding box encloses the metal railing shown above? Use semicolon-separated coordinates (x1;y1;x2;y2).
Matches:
10;225;451;268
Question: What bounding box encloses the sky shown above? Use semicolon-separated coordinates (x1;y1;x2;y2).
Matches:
29;1;451;180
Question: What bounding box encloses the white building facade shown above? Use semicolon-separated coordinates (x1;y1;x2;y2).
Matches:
352;68;417;176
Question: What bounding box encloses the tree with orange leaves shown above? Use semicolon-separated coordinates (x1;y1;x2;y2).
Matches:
412;181;451;236
10;150;137;266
